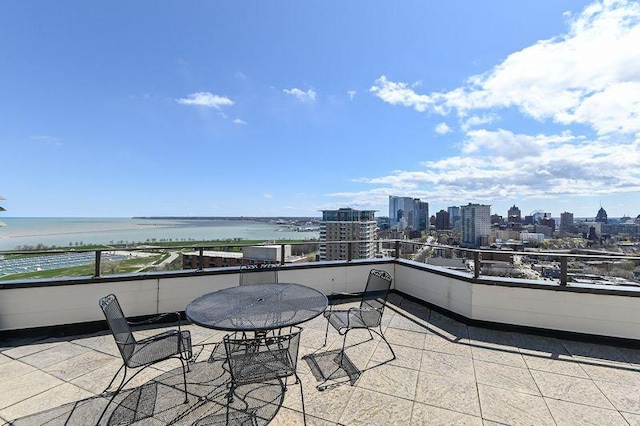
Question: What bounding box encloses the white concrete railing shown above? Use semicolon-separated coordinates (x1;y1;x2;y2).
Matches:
1;260;640;342
395;260;640;341
0;262;389;332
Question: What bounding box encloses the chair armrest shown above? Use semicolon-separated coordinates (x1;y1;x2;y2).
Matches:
128;311;181;326
326;291;363;314
137;329;179;344
330;291;361;296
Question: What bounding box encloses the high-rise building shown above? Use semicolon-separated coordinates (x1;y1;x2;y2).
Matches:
560;212;574;233
388;196;429;231
448;206;461;228
460;203;491;247
435;210;450;230
507;205;522;229
539;214;556;233
319;208;377;261
595;207;608;223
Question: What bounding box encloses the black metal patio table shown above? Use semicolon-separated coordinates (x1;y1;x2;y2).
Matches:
186;283;328;332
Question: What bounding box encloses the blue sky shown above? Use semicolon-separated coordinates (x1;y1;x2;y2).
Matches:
1;0;639;219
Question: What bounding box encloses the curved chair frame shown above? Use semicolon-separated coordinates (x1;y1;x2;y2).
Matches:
98;294;192;422
323;269;396;361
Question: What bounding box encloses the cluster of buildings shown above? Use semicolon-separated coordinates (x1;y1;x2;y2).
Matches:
316;199;640;262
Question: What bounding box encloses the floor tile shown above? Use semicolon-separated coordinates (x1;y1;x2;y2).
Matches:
44;349;117;381
424;332;473;357
0;353;11;365
474;360;539;396
522;354;590;378
1;340;63;360
580;362;640;386
477;384;555;426
532;369;614;409
0;382;93;422
304;382;355;423
545;397;628;425
358;362;418;400
471;345;528;369
383;327;427;349
0;370;64;411
420;350;475;379
622;411;640;426
0;360;37;383
411;402;483;426
339;387;413;425
370;340;422;370
595;379;640;414
560;340;631;366
387;314;429;333
415;372;481;417
18;342;90;369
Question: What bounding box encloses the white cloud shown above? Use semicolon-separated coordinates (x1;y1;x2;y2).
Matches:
371;1;640;136
353;129;640;204
233;118;247;125
176;92;234;109
461;114;496;131
283;88;317;102
370;76;443;113
347;90;356;100
435;123;452;134
357;1;640;208
263;193;274;199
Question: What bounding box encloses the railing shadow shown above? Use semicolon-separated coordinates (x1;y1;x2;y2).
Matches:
386;297;640;374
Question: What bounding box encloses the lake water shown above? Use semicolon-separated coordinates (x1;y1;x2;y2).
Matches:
0;217;319;250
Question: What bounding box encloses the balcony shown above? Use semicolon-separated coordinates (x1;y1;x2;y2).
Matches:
1;253;640;424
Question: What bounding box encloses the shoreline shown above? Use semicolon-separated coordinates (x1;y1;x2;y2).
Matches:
0;218;320;251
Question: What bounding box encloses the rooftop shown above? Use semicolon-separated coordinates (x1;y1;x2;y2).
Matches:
2;294;640;425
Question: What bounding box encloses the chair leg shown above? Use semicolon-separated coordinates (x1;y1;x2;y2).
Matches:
101;364;125;395
296;373;307;426
323;316;330;347
371;326;396;360
366;328;375;341
179;357;189;403
97;365;129;425
339;330;350;365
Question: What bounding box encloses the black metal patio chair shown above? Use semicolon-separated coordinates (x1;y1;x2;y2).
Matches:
223;326;306;425
322;269;395;360
98;294;192;403
239;263;279;285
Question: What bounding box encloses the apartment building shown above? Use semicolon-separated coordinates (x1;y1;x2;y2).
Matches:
388;196;429;231
319;208;377;261
460;203;491;248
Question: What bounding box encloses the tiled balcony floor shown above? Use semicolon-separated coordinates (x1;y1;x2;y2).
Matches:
2;294;640;425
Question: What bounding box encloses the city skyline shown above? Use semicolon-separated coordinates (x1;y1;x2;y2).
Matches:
2;1;639;218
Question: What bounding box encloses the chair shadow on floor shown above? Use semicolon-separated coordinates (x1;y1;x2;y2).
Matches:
9;356;286;426
302;333;397;391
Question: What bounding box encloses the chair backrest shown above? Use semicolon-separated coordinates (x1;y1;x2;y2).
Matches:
99;294;136;362
239;263;278;285
360;269;393;314
224;326;302;384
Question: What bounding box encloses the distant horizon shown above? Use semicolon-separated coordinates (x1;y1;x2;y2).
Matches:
2;212;637;221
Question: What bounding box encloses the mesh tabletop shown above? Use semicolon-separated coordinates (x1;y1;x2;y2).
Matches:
186;283;328;331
